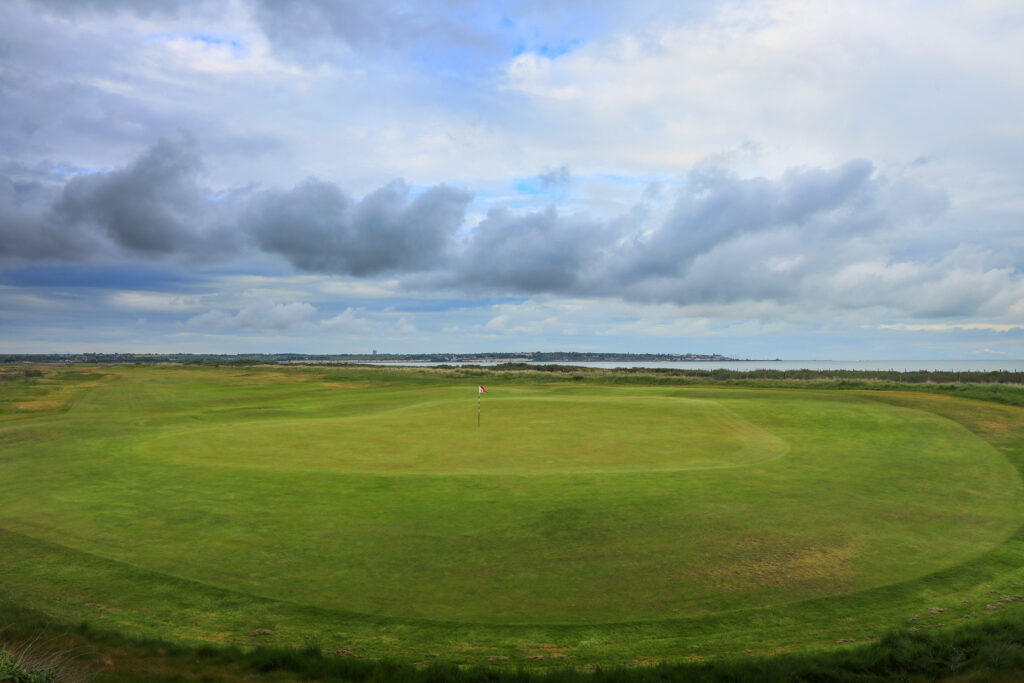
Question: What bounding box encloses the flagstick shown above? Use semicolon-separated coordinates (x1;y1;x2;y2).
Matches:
477;389;481;427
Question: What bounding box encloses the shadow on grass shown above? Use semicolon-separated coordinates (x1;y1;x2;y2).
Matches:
5;603;1024;682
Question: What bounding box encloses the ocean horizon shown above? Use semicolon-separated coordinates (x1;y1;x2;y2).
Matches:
358;359;1024;372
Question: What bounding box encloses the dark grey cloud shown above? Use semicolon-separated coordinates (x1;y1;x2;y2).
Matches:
0;171;90;260
2;135;960;318
537;164;571;188
418;205;610;293
1;136;240;261
619;162;950;306
250;0;491;61
246;178;472;276
54;135;209;254
0;264;196;289
615;160;878;283
414;159;951;311
26;0;208;17
2;136;472;276
247;0;715;66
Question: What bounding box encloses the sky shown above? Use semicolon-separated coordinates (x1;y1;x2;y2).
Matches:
1;0;1023;358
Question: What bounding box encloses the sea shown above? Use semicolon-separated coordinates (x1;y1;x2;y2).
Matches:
357;360;1024;372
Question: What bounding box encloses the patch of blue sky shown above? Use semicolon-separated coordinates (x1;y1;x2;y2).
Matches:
320;298;526;314
50;166;100;176
513;178;571;198
407;43;507;84
513;173;656;199
510;36;584;59
394;297;526;313
535;40;581;58
404;5;594;73
513;179;545;195
143;32;245;54
594;173;652;186
0;265;200;290
192;34;242;49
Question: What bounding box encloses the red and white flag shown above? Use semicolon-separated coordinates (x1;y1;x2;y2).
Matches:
478;385;488;394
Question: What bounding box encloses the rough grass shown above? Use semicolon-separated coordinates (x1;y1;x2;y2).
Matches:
3;365;1024;675
6;602;1024;681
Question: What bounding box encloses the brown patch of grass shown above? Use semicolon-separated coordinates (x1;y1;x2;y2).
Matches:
868;391;1024;445
315;381;375;390
702;537;856;593
628;656;660;667
10;399;67;411
530;643;571;652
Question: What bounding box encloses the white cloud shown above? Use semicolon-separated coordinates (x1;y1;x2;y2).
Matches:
188;300;315;331
877;323;1024;333
109;291;208;311
500;0;1024;197
322;307;416;337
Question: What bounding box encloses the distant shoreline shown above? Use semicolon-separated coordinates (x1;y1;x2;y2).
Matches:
4;354;1024;373
2;352;751;364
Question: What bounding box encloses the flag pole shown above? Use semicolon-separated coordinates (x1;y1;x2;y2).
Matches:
476;385;487;426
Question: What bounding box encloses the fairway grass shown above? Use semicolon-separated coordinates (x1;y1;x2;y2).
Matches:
3;365;1024;667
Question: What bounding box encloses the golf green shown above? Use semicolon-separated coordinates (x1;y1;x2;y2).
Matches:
3;365;1024;664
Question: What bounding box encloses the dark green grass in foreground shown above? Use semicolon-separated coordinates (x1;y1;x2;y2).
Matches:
7;602;1024;681
3;365;1024;673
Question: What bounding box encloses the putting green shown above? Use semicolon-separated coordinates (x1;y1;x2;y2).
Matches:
2;365;1024;664
140;394;789;473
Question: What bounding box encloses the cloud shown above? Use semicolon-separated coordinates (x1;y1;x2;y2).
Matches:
109;291;208;312
54;135;216;254
3;131;1019;331
878;323;1024;333
537;164;571;188
248;0;493;62
972;347;1011;355
322;307;415;336
417;205;614;294
244;178;472;276
2;137;472;277
604;161;958;311
188;300;315;331
0;172;95;260
27;0;206;15
419;158;955;319
610;160;880;285
1;136;248;262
